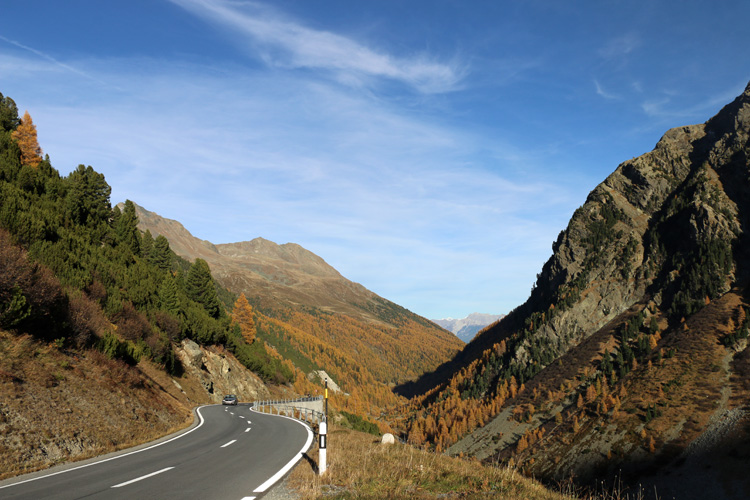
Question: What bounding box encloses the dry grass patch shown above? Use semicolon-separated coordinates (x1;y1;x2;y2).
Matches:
288;425;574;500
0;329;192;480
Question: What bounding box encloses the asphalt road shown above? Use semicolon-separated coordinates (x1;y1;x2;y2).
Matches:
0;404;313;499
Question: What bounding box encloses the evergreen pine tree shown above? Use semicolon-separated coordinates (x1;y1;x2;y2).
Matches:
116;200;140;256
159;273;180;315
141;229;154;261
65;165;111;230
152;235;171;271
0;93;19;132
186;258;221;318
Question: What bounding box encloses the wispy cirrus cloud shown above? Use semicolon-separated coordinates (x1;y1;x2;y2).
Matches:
168;0;465;93
598;33;640;60
640;82;747;121
0;35;109;86
594;79;619;100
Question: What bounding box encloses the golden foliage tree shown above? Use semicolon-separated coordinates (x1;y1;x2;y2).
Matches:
408;418;425;446
586;383;597;404
232;293;256;344
516;433;529;453
11;110;43;167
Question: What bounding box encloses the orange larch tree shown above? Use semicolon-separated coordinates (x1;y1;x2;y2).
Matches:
232;293;256;344
11;110;43;167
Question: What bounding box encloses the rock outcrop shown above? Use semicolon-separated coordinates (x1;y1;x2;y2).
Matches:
175;339;270;403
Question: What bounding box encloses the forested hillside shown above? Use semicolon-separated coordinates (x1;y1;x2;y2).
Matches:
133;203;464;415
0;92;297;385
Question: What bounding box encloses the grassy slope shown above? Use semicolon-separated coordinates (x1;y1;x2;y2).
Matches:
0;329;192;479
287;425;575;500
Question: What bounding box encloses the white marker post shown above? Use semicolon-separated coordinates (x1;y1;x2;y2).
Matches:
319;379;328;475
318;420;327;475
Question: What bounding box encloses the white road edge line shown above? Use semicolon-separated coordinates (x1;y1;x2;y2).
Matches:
111;467;174;488
221;440;237;448
0;406;209;490
251;408;314;494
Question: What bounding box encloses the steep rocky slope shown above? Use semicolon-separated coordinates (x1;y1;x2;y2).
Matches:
404;82;750;499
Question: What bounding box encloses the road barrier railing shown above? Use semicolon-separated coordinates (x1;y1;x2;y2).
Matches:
252;396;325;425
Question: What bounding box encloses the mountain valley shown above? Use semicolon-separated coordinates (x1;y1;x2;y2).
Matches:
432;312;504;342
3;77;750;499
132;203;464;413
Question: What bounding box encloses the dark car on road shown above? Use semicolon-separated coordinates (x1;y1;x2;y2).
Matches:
222;394;238;405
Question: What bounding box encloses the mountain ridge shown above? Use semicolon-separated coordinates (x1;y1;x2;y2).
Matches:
132;202;464;408
432;313;504;342
401;81;750;499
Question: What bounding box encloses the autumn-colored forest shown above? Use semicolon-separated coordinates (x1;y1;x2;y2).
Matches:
245;303;464;422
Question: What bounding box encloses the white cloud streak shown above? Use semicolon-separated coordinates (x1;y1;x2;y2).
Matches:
640;82;748;122
168;0;464;93
0;51;569;318
594;79;619;100
0;35;110;87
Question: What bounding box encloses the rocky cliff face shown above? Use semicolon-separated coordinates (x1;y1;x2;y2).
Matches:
412;82;750;498
174;339;271;404
507;82;749;377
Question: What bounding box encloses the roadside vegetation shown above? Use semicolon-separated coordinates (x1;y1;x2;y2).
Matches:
0;328;192;480
286;424;661;499
287;425;572;500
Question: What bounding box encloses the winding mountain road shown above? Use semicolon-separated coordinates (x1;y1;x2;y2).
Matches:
0;404;313;499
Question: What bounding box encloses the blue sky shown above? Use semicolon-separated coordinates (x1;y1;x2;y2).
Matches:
1;1;749;320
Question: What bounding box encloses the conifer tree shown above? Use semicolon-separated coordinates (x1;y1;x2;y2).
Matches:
0;93;19;131
516;433;528;452
232;293;256;344
159;274;180;315
152;235;171;271
116;200;140;256
11;111;42;167
65;165;111;230
186;258;221;318
141;230;154;261
586;383;597;404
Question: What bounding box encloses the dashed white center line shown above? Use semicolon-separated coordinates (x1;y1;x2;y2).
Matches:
245;428;251;433
221;440;237;448
111;467;174;488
